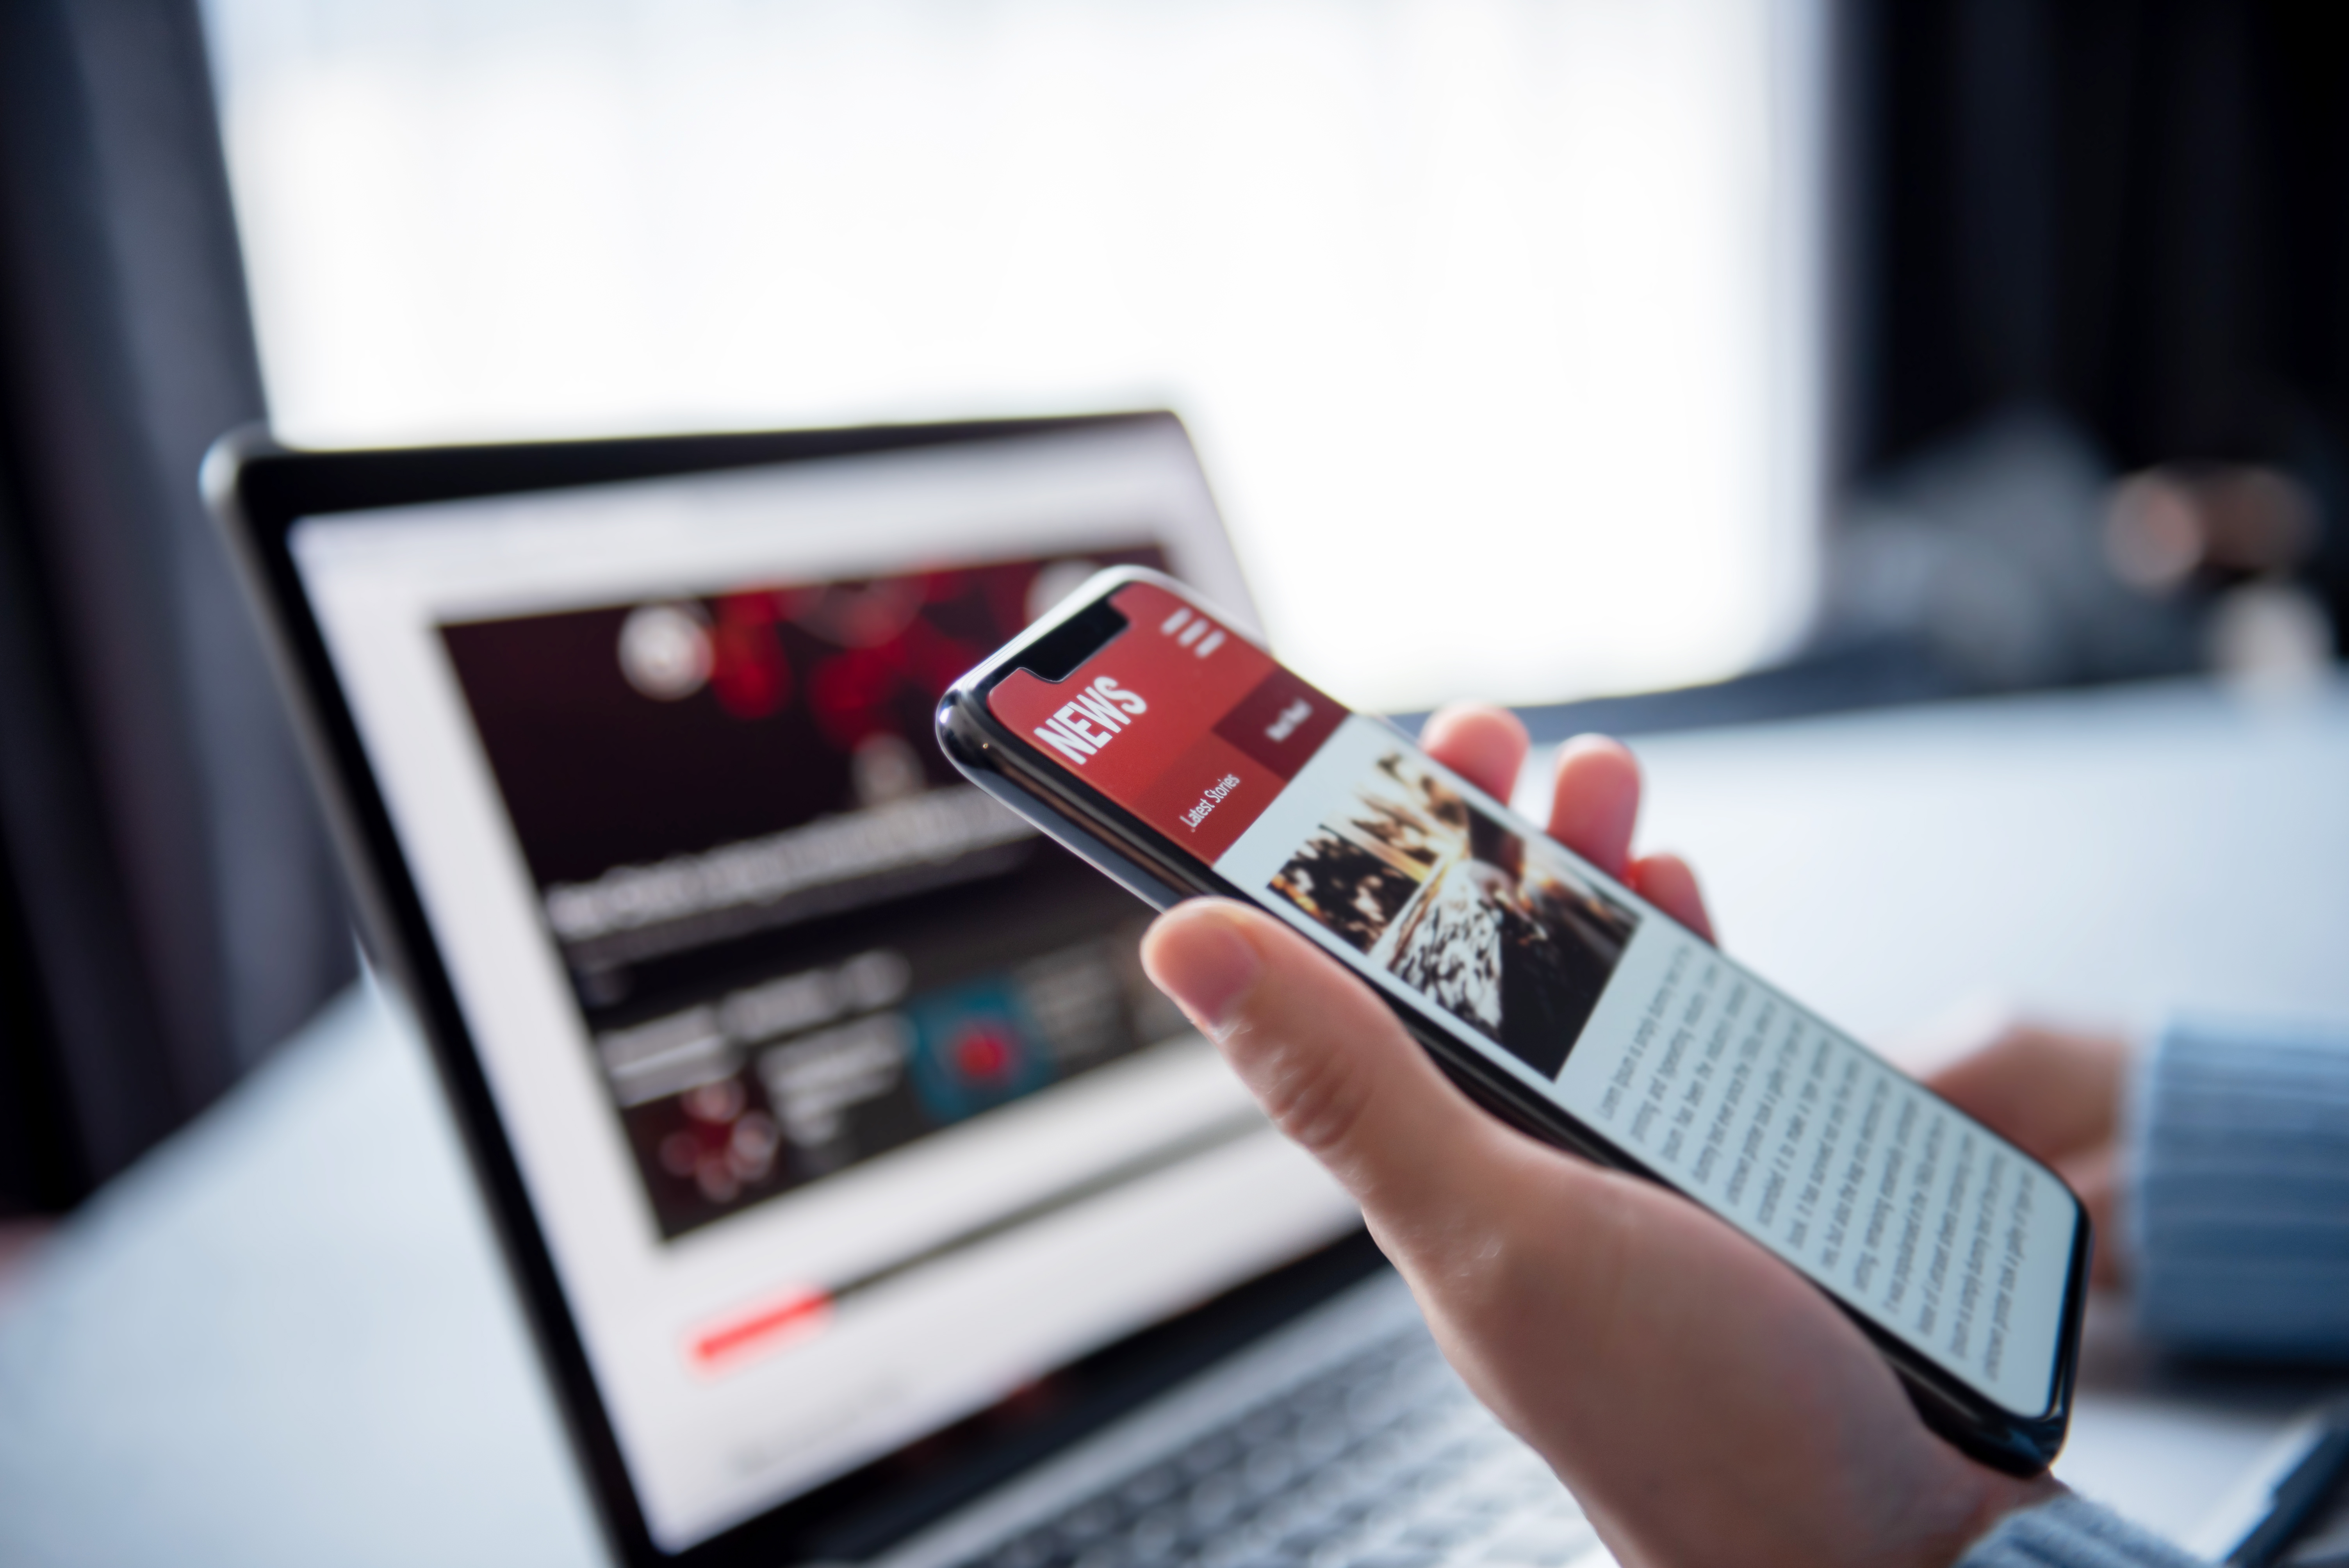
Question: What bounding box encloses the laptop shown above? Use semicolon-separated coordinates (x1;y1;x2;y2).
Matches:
209;413;1605;1568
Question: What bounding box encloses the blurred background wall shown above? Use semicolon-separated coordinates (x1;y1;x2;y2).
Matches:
196;0;1829;713
1829;0;2349;696
0;0;2342;1216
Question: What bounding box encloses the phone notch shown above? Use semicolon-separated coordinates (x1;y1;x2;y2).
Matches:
1017;597;1130;683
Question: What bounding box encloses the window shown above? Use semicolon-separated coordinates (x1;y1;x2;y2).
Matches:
201;0;1823;711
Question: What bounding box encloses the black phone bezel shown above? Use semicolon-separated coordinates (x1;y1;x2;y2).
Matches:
203;415;1400;1568
935;566;2091;1478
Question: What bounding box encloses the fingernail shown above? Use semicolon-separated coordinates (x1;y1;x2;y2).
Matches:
1145;907;1264;1032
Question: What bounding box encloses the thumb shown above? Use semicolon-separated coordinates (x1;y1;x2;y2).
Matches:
1141;898;1520;1247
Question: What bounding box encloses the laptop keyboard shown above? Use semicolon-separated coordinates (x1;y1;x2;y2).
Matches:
963;1328;1608;1568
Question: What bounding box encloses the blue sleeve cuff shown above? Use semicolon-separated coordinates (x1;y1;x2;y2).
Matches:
2127;1015;2349;1357
1959;1493;2206;1568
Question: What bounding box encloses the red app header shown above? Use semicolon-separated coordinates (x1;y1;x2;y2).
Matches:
987;582;1346;861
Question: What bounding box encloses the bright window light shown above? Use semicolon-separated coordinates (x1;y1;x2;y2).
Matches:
201;0;1822;712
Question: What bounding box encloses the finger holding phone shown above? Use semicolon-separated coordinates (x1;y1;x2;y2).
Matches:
1140;718;2061;1568
936;568;2098;1568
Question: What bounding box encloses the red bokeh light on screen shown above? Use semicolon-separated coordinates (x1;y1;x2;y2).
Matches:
952;1025;1016;1085
710;593;790;718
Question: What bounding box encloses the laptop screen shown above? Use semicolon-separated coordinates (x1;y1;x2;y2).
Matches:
285;424;1357;1552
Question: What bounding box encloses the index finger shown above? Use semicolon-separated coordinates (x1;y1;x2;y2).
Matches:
1420;703;1529;806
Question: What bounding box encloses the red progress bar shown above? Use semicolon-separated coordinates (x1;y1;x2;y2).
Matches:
681;1112;1270;1378
689;1287;832;1372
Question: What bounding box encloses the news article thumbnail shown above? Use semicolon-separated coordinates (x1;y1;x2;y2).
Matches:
1268;750;1638;1077
441;549;1189;1238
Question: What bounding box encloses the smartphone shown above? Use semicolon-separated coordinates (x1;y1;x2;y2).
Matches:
936;567;2089;1475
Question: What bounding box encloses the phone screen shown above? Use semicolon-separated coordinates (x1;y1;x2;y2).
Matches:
986;579;2079;1417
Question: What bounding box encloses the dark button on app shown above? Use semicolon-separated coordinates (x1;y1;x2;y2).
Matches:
1211;667;1345;782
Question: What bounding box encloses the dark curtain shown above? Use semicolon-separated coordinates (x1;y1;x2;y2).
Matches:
1838;0;2349;636
0;0;352;1211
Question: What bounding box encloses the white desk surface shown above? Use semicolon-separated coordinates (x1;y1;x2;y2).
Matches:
4;674;2346;1566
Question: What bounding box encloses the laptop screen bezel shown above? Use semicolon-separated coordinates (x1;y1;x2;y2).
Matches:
205;413;1382;1568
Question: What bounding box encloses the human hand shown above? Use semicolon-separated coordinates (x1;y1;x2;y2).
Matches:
1141;708;2058;1568
1927;1025;2131;1286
